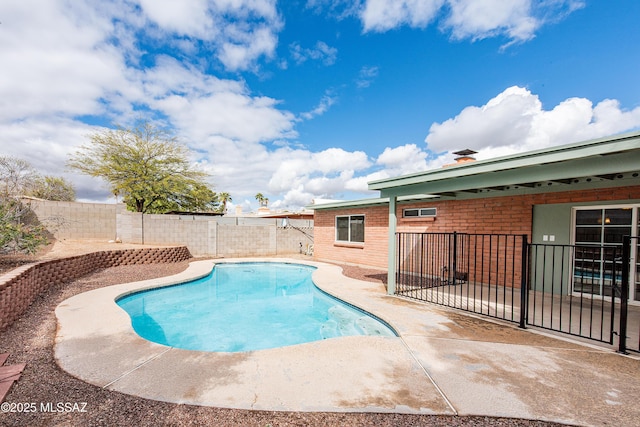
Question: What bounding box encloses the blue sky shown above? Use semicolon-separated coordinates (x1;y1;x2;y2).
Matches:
1;1;640;212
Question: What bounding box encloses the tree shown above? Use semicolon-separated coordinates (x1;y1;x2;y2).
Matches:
68;121;218;214
255;193;268;207
218;192;231;214
0;156;49;254
28;176;76;201
0;199;48;254
0;156;38;198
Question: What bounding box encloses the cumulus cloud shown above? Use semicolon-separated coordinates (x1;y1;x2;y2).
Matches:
355;0;584;46
444;0;538;43
361;0;444;32
139;0;282;71
376;144;429;175
425;86;640;160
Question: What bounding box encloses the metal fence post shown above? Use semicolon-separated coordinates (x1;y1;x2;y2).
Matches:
452;231;458;286
618;235;630;354
519;234;528;329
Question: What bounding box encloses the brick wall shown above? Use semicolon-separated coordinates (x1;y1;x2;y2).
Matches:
314;186;640;269
0;246;192;331
314;205;389;268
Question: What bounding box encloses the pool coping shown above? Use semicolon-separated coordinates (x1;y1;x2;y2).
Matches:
54;258;640;426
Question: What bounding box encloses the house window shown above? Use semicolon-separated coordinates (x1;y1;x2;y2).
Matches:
573;205;638;301
403;207;436;218
336;215;364;243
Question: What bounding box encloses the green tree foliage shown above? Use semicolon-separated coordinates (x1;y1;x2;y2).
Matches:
255;192;268;207
68;121;219;214
217;192;231;214
28;176;76;201
0;199;48;254
0;156;49;254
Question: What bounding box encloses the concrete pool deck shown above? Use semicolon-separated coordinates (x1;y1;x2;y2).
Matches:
55;258;640;426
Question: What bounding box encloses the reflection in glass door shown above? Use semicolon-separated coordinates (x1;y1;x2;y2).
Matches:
573;207;633;298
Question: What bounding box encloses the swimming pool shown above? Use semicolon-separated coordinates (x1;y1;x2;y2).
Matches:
117;262;396;352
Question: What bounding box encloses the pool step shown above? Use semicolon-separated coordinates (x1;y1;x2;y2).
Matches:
355;316;388;336
320;319;338;339
323;305;375;338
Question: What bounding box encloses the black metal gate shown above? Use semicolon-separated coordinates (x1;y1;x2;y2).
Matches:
395;232;639;353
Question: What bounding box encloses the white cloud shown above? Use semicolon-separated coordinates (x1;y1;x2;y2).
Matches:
0;0;130;121
138;0;282;71
376;144;428;174
356;66;379;89
356;0;584;46
138;0;216;37
290;41;338;66
425;86;640;160
300;91;338;120
445;0;539;43
361;0;444;32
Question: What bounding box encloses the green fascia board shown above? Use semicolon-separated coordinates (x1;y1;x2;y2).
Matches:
369;131;640;193
379;149;640;199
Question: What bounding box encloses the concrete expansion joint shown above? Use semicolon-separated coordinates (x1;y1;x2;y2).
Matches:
397;335;457;415
102;347;173;389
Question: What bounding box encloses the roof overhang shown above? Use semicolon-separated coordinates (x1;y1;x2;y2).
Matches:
307;194;438;211
368;131;640;200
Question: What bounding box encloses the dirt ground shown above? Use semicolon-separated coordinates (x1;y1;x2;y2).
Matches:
0;240;570;426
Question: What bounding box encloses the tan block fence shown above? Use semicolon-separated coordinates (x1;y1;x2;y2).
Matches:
23;198;314;257
0;246;192;331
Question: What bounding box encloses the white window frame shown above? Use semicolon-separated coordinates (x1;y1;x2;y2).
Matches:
335;214;365;243
571;203;639;303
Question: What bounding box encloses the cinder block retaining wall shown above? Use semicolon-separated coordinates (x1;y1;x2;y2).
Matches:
0;246;192;331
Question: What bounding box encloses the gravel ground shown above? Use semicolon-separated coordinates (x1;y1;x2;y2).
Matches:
0;256;572;427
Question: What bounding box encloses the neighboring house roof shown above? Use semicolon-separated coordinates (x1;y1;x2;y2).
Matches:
369;131;640;201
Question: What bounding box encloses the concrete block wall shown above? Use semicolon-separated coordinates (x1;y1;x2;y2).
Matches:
25;198;117;240
277;222;314;256
0;246;192;331
216;224;275;257
132;213;212;255
24;199;314;257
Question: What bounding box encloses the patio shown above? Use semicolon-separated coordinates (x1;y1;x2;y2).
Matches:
53;258;640;427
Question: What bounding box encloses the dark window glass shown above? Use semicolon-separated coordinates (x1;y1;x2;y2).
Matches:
575;228;601;243
336;217;349;241
576;209;602;225
350;215;365;243
604;208;632;225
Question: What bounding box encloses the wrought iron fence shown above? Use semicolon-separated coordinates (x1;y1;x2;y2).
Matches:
396;232;527;326
395;232;639;354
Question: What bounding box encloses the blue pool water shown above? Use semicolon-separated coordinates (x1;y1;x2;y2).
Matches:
116;262;396;352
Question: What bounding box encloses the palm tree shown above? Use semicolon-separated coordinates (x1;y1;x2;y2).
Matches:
255;193;268;207
218;192;231;214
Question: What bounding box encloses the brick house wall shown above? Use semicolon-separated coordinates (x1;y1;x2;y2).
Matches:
314;186;640;269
